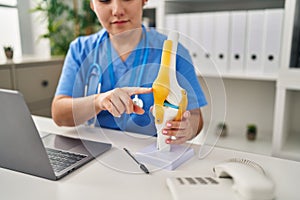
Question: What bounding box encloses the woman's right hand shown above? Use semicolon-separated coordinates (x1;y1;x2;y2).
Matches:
95;87;152;117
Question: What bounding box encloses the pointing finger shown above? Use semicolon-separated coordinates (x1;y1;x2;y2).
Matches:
133;104;145;115
125;87;152;96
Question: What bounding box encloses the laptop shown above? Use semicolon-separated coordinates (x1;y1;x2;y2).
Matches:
0;89;111;180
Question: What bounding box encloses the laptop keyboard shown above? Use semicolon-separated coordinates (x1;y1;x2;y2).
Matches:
46;148;87;173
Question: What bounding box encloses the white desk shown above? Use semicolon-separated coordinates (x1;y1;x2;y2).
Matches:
0;116;299;200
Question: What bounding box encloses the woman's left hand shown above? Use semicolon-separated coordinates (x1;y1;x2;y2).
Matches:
162;110;197;144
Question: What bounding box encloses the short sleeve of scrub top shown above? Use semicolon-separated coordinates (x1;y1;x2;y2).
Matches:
55;28;207;136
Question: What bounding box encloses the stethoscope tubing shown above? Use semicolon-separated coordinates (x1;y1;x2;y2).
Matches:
85;26;148;96
84;26;149;126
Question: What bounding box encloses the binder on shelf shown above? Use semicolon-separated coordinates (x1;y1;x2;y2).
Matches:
189;13;202;43
197;12;215;75
245;10;265;75
188;12;203;76
213;11;230;74
263;9;284;75
229;11;247;74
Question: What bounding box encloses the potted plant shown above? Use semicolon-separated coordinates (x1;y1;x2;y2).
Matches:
216;122;227;137
31;0;100;56
3;45;14;59
247;124;257;141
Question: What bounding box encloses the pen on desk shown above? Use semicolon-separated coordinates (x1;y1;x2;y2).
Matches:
123;148;150;174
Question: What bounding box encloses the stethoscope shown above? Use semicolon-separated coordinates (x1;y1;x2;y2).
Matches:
84;26;149;127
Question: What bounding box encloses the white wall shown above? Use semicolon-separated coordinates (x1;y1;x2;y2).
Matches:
28;0;51;58
0;0;51;61
18;0;50;58
0;6;22;61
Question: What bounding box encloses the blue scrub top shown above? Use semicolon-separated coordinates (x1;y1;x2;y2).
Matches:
55;27;207;136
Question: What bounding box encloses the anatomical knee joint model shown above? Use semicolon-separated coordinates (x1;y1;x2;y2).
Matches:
152;32;188;151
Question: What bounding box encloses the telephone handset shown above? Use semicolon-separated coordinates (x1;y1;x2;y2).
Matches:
166;158;275;200
213;158;275;200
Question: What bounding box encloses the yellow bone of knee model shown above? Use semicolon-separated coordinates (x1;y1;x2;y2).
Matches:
152;31;188;151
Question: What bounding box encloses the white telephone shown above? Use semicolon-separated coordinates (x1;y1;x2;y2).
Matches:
166;158;275;200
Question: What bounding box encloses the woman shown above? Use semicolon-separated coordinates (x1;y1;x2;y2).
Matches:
52;0;207;145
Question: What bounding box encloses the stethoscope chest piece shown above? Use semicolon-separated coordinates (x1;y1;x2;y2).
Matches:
132;94;144;108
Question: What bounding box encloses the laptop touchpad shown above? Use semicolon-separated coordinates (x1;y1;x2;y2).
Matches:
42;134;81;151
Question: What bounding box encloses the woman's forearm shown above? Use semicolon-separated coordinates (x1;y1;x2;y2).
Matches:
52;87;151;127
52;95;101;127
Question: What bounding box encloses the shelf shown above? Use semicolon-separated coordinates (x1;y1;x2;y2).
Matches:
289;0;300;68
277;68;300;89
273;86;300;162
165;0;285;14
195;128;273;156
270;0;300;162
216;131;273;156
280;133;300;161
196;74;276;156
0;56;63;66
0;4;17;8
199;72;277;81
